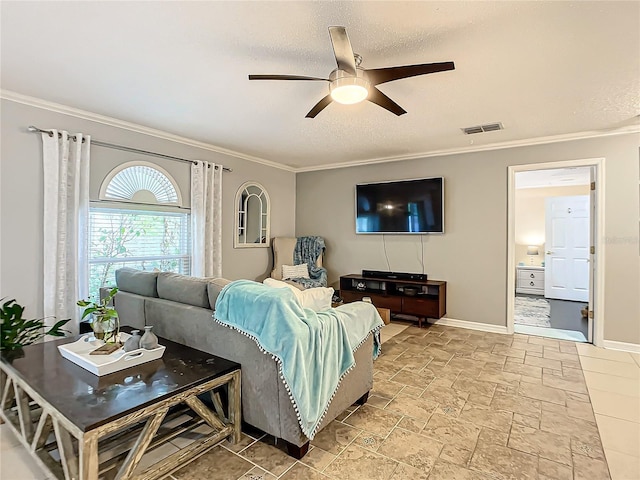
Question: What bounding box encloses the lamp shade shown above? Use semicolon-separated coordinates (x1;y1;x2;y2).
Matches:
526;246;539;256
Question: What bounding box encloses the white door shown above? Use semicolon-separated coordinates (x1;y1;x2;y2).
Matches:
544;195;590;301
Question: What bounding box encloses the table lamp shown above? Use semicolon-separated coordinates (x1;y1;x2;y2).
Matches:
527;246;539;265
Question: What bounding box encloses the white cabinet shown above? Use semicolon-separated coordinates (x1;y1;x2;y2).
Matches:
516;266;545;295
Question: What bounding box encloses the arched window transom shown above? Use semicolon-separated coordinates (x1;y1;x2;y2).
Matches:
99;161;182;205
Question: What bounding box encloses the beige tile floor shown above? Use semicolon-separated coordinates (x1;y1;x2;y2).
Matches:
576;343;640;480
1;322;638;480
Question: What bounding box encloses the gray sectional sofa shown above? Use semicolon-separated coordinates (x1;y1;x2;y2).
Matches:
107;268;374;458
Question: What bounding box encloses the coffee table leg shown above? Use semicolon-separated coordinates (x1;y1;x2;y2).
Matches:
0;372;14;424
79;433;99;480
228;371;241;443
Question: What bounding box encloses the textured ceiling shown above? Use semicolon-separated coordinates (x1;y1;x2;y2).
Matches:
1;1;639;170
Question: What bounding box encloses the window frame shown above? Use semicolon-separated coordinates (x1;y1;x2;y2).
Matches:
88;161;190;300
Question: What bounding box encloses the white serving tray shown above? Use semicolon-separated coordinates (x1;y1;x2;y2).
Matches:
58;332;165;376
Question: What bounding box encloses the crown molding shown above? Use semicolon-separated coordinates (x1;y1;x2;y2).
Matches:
0;90;296;173
294;124;640;173
3;89;638;175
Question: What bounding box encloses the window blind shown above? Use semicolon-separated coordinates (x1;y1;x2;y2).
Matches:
88;207;191;299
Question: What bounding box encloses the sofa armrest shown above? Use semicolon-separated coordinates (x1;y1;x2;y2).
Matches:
101;288;146;330
142;297;284;437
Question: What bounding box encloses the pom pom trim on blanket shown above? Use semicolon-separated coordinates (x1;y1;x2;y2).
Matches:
212;316;382;439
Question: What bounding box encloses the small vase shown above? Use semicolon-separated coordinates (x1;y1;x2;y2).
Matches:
140;326;159;350
123;330;142;352
92;315;119;344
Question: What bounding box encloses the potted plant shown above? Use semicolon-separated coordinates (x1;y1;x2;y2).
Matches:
1;298;70;360
77;287;120;343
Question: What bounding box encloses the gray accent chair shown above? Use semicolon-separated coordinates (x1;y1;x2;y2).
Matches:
106;268;374;458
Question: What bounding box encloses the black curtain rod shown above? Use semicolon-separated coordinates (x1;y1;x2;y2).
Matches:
27;126;232;172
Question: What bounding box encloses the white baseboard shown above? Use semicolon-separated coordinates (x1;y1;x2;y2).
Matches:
602;340;640;353
428;317;510;335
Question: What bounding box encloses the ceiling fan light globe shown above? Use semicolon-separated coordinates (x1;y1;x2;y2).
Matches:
329;76;369;104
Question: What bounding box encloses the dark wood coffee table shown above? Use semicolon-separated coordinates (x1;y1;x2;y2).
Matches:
0;331;241;480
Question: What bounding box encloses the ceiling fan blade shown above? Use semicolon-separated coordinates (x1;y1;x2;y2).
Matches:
367;88;407;116
248;74;329;81
328;26;357;75
305;95;333;118
366;62;455;86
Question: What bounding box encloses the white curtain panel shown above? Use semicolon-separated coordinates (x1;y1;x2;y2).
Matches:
191;161;223;278
42;130;90;335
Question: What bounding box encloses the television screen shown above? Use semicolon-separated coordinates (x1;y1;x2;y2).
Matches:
356;177;444;234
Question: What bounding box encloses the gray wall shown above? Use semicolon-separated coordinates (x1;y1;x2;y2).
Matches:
296;134;640;344
0;99;296;318
2;96;638;345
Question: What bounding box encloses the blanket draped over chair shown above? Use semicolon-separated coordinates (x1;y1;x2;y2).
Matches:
292;236;327;288
213;280;383;439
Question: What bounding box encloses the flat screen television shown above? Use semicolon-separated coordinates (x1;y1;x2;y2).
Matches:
356;177;444;234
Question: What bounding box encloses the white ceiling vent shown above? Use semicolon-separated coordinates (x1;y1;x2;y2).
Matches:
462;122;504;135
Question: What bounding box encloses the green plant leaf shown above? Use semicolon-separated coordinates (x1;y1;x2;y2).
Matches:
80;306;98;319
1;298;71;351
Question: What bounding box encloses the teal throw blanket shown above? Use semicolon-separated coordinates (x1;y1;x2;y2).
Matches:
214;280;383;439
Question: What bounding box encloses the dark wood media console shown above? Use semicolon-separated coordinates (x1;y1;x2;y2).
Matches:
339;274;446;327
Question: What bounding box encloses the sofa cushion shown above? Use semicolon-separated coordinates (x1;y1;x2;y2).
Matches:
207;278;232;310
157;272;211;309
112;291;146;329
115;268;159;297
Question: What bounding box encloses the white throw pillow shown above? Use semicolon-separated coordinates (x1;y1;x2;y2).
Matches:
281;263;309;280
263;278;303;302
298;287;334;312
263;278;334;312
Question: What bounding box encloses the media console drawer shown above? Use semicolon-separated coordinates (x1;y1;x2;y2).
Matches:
402;297;440;318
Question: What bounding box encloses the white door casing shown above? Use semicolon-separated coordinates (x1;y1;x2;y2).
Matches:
544;195;590;301
588;169;596;343
507;158;604;346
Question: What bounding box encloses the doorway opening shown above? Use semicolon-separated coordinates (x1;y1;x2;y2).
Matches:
507;159;605;346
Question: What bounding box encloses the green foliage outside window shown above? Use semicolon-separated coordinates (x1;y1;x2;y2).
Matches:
88;209;190;301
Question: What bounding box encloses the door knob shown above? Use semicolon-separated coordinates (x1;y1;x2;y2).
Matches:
546;251;554;255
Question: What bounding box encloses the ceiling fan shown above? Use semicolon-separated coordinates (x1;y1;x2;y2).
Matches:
248;26;455;118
